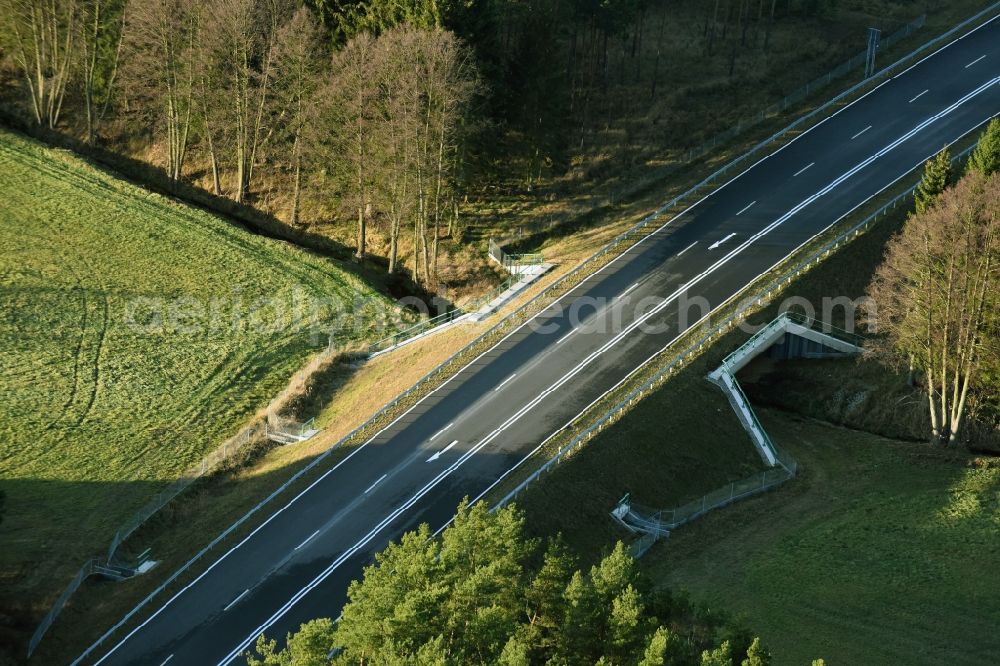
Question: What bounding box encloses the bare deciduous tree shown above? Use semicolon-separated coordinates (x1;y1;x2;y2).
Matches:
869;172;1000;445
273;6;324;225
122;0;197;180
1;0;78;128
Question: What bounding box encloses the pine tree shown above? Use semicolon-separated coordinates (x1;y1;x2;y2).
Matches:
967;118;1000;177
638;626;676;666
702;640;733;666
914;148;951;214
741;637;772;666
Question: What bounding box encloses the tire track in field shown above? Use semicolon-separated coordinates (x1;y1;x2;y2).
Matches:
0;142;112;428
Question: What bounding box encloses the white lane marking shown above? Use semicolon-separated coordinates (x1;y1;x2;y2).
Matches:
893;13;1000;80
81;29;998;666
909;89;929;103
677;241;698;257
966;54;986;68
851;125;872;140
494;373;517;391
793;162;815;177
429;423;453;441
217;76;1000;666
735;200;756;216
222;590;249;612
159;657;174;666
86;59;914;666
363;474;387;494
294;530;319;551
556;328;576;344
427;440;458;463
616;282;640;300
709;233;737;250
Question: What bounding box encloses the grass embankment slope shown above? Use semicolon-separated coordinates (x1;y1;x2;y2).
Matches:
0;129;400;618
514;180;1000;663
651;414;1000;666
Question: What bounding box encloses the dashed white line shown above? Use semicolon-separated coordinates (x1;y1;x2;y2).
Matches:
851;125;872;140
223;590;249;612
966;54;986;68
294;530;319;551
159;657;174;666
616;282;640;300
735;200;756;215
677;241;698;257
494;373;518;390
363;474;387;494
429;423;453;441
909;89;929;103
793;162;815;177
216;75;1000;666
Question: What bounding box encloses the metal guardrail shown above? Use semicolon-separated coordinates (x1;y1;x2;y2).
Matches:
368;308;465;354
54;9;999;660
682;14;926;166
492;134;985;514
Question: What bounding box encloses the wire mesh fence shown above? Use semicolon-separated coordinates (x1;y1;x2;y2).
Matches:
46;8;1000;659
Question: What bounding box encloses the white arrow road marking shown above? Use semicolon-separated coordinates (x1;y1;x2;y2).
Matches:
363;474;387;494
909;89;929;103
735;201;756;215
427;440;458;462
222;590;248;612
216;77;1000;662
294;530;319;551
494;373;517;391
429;423;453;441
709;233;737;250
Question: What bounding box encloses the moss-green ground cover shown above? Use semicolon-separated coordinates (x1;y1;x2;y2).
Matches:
0;128;400;610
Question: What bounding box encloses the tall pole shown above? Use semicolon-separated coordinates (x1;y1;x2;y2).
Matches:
865;27;882;78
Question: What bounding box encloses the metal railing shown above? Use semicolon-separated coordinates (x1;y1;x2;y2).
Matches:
492;133;985;514
60;13;998;660
368;308;465;354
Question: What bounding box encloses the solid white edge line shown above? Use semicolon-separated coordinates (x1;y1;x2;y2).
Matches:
363;474;387;494
892;12;1000;80
81;24;997;666
851;125;873;140
793;162;815;177
556;329;576;344
222;590;249;613
218;99;1000;666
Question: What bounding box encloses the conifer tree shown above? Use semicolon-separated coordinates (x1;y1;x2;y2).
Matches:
914;148;951;214
967;118;1000;177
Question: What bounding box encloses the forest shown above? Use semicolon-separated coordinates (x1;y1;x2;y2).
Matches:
0;0;859;297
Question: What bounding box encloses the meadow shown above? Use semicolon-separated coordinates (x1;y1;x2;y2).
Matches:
0;128;401;614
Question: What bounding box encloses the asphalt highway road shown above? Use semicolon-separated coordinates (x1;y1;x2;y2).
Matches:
80;15;1000;666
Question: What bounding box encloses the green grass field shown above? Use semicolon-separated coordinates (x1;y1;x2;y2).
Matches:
647;412;1000;666
0;128;401;612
